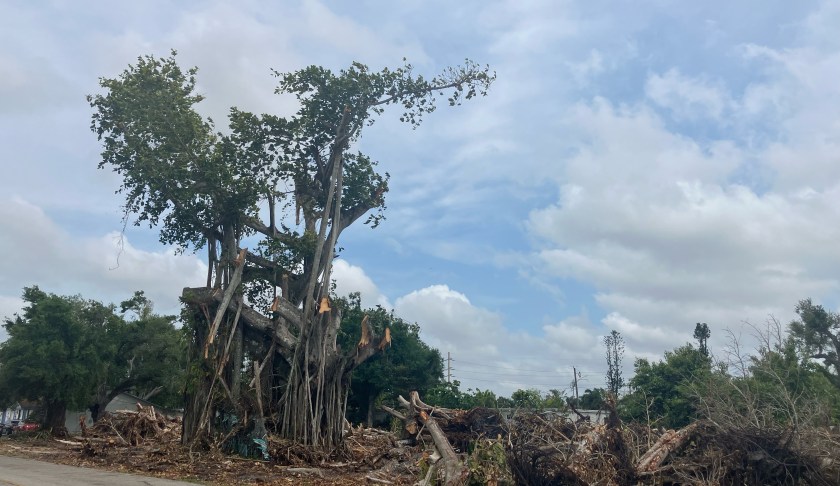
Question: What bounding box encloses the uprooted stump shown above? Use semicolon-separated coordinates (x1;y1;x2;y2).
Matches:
383;391;471;485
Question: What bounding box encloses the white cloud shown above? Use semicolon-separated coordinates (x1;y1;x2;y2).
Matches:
524;37;840;355
645;69;732;120
394;284;607;396
0;198;207;330
331;259;392;310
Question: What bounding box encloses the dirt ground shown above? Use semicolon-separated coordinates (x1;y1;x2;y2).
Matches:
0;431;413;485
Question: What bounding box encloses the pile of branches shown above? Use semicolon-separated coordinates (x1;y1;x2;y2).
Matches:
511;417;840;485
506;398;632;486
384;392;840;485
82;403;180;452
634;421;840;485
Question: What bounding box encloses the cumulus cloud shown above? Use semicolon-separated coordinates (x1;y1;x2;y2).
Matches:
524;21;840;356
394;284;608;396
0;198;207;337
4;0;840;400
332;259;392;310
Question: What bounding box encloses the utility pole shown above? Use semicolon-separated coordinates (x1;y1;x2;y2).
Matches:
573;366;579;401
447;352;452;383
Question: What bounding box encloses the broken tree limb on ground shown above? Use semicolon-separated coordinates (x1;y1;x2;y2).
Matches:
384;391;468;486
636;421;700;475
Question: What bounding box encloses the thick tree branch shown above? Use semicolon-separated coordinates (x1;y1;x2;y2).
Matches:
181;287;298;357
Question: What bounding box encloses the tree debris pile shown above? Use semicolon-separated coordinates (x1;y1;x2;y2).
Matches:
382;392;840;486
637;421;840;485
84;404;180;448
506;399;632;486
508;416;840;485
5;392;839;485
438;407;508;453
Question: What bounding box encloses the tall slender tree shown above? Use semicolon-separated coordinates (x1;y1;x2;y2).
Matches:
604;330;625;397
89;52;493;448
693;322;711;357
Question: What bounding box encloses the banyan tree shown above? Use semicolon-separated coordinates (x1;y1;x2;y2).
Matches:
88;52;493;448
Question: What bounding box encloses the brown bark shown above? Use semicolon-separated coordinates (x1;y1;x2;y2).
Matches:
383;391;468;486
636;422;700;474
44;400;67;435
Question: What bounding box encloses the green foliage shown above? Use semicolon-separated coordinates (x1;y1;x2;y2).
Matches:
0;287;185;414
88;52;225;250
467;437;513;485
0;287;114;410
425;380;470;409
572;388;606;410
468;388;502;408
541;389;567;409
621;344;713;428
698;319;840;432
336;293;443;424
694;322;711;357
748;337;840;422
114;291;187;408
789;298;840;389
511;388;543;410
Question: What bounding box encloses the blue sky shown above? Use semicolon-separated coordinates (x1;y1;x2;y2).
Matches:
2;0;840;396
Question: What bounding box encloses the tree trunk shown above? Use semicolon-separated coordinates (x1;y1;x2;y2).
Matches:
230;323;243;403
181;306;214;446
366;393;375;428
44;400;67;435
279;309;352;448
89;385;108;422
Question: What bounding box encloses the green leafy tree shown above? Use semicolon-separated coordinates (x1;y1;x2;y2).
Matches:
698;319;840;434
0;287;113;431
604;330;625;396
542;389;567;409
426;380;470;409
89;52;493;447
574;388;606;410
789;298;840;389
0;287;186;431
467;388;501;408
621;344;713;428
89;291;185;419
336;293;443;426
511;388;543;410
693;322;711;357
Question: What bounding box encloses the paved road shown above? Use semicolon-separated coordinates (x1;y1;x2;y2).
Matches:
0;455;202;485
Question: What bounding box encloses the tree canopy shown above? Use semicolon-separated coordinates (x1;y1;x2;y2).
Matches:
0;287;184;431
789;298;840;390
621;344;713;428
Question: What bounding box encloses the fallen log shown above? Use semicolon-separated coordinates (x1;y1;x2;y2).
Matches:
383;391;468;486
636;421;700;474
